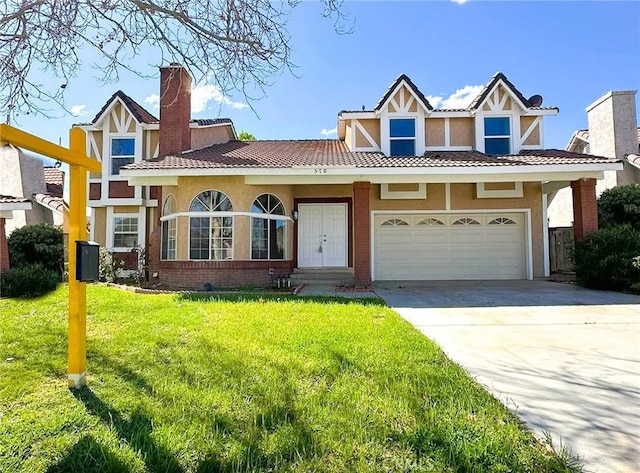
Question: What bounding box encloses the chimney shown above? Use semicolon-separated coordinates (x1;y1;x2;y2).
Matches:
587;90;637;159
159;64;192;156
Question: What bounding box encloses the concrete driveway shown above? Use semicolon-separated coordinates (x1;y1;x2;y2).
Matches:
373;280;640;473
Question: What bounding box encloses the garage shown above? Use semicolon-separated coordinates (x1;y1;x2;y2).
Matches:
373;212;527;280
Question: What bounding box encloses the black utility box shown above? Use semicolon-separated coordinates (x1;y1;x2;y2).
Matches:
76;241;100;282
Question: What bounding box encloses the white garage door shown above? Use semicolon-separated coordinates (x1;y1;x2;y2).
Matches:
373;213;526;280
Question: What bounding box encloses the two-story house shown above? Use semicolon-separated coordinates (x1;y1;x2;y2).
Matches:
79;65;621;288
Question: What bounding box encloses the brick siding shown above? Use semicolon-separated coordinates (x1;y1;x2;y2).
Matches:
571;178;598;240
156;260;294;289
0;218;10;272
89;183;101;201
108;180;135;199
352;182;371;286
159;65;192;156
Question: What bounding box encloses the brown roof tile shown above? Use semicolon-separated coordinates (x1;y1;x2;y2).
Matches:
43;166;64;198
0;195;30;204
122;141;618;172
34;194;67;213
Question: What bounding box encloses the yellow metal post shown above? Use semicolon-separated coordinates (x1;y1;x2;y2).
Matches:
0;123;100;388
67;129;88;388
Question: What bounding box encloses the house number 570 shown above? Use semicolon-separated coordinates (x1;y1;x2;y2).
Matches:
314;168;327;174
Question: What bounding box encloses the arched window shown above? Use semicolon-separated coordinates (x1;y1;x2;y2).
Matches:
251;194;286;260
189;190;233;260
161;195;177;260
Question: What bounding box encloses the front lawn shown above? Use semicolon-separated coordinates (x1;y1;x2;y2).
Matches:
1;286;577;472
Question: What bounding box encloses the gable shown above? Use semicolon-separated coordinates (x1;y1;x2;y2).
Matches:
468;73;531;112
375;74;433;113
91;90;158;128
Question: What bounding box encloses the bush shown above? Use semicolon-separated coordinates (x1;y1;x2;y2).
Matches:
0;264;60;298
574;225;640;292
8;224;64;275
598;184;640;230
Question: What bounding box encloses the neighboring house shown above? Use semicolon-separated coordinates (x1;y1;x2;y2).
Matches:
547;90;639;228
0;145;69;271
77;65;620;288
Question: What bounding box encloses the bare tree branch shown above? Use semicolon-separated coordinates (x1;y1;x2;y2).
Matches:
0;0;352;121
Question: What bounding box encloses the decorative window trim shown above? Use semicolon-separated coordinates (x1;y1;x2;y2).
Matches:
417;218;445;226
488;217;517;225
381;218;410;226
476;182;523;199
380;183;427;200
452;217;480;226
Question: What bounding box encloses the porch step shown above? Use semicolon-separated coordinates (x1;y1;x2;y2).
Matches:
291;268;354;286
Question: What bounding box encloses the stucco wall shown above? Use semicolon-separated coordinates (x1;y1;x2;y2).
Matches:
190;126;234;151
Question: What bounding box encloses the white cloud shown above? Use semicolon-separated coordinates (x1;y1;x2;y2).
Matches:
451;0;468;4
320;127;337;136
191;84;248;112
426;84;484;110
144;94;160;110
144;86;247;113
70;104;87;117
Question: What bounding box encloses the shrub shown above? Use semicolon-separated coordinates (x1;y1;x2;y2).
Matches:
0;264;59;298
8;224;64;275
574;225;640;292
598;184;640;230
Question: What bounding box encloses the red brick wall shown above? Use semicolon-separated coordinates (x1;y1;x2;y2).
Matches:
0;218;10;273
157;260;294;289
571;178;598;240
89;183;101;201
109;181;135;199
353;182;371;286
159;65;192;156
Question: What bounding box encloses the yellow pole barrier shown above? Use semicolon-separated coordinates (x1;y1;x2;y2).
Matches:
67;128;88;388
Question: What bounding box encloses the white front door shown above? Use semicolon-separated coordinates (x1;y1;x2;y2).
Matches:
298;204;347;268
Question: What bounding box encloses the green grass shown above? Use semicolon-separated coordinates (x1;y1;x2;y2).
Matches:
0;285;579;472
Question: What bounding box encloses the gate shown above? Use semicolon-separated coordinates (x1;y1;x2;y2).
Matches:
549;227;574;272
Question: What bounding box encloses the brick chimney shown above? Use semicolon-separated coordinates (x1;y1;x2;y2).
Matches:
159;64;192;156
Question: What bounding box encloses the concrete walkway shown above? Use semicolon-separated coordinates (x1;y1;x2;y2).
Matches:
373;280;640;473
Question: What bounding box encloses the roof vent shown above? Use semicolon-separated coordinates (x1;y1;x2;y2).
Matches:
528;94;543;107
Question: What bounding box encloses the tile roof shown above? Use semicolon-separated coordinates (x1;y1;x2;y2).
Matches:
626;154;640;170
0;195;30;204
574;127;640;144
91;90;158;125
191;118;233;126
34;194;67;213
467;72;533;111
43;166;64;198
374;74;434;112
122;140;619;172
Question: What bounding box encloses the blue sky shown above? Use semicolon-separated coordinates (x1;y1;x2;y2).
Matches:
11;0;640;165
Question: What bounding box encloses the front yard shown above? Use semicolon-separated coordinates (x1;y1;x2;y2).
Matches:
1;286;577;472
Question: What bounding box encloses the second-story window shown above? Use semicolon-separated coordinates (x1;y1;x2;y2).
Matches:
390;118;415;156
111;138;135;175
484;117;511;155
